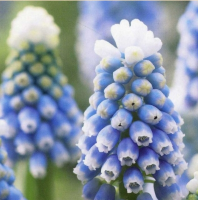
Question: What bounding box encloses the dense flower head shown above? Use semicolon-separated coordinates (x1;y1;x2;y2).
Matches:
74;19;187;199
76;1;166;88
0;124;26;200
0;6;83;178
170;1;198;111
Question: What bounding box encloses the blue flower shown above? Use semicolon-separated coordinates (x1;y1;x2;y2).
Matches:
0;6;83;178
74;19;186;199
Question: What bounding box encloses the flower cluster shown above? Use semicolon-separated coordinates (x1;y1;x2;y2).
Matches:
0;6;83;178
76;1;165;88
171;1;198;110
74;19;187;200
0;120;25;200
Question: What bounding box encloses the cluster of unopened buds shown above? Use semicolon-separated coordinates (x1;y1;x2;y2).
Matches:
74;19;187;200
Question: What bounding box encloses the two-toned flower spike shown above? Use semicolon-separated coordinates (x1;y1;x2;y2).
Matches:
74;19;187;200
0;6;83;178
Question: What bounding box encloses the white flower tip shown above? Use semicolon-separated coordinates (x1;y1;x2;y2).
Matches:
94;40;121;58
8;6;60;49
125;46;144;65
186;178;198;194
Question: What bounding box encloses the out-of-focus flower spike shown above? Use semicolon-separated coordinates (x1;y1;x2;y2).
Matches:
96;125;120;153
101;154;121;183
117;137;139;166
94;184;116;200
137;147;160;175
123;167;144;194
29;152;47;179
22;86;41;105
129;121;153;146
150;127;173;156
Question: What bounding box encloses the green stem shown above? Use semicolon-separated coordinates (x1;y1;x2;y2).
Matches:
25;161;54;200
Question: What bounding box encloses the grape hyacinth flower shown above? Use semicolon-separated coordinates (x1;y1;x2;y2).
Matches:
0;6;83;178
74;19;187;199
0;120;26;200
76;1;166;88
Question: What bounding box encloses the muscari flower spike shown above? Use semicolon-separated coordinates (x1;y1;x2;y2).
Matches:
0;6;83;178
74;19;187;200
76;1;166;89
0;120;26;200
171;1;198;111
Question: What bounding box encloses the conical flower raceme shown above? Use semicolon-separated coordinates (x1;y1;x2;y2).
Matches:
0;121;26;200
0;6;83;178
74;19;187;200
171;1;198;111
76;1;166;88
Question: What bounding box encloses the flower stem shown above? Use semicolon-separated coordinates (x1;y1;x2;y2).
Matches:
25;161;54;200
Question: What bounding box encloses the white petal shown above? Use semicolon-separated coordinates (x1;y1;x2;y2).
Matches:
186;178;198;193
94;40;121;58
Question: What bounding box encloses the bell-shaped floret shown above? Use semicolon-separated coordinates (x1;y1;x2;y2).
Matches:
117;137;139;166
100;56;122;73
101;154;121;183
160;85;170;97
150;128;173;156
171;111;184;126
29;152;47;179
93;73;114;91
0;180;9;199
89;92;105;110
82;114;109;137
155;112;178;134
138;105;162;125
173;159;188;176
104;83;125;101
97;100;119;119
129;121;153;146
34;123;54;152
111;109;133;131
82;178;101;200
74;161;100;182
96;125;120;153
22;86;41;105
147;73;166;89
37;95;57;119
84;106;96;121
123;167;144;194
77;135;96;155
113;66;133;84
131;79;152;96
160;98;174;115
153;160;176;187
84;145;108;170
133;60;155;77
146;53;163;68
94;184;116;200
18;107;40;133
153;66;165;75
137;147;159;175
122;93;143;111
144;89;166;109
137;193;153;200
154;182;182;200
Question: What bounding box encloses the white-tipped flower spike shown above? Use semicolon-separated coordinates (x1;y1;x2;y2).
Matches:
0;137;26;200
74;19;186;199
76;1;166;88
0;6;83;178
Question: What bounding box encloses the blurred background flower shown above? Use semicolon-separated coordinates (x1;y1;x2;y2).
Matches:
0;1;190;200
